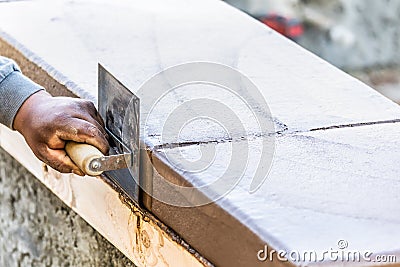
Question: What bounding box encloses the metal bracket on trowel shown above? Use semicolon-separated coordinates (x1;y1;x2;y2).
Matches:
97;64;141;204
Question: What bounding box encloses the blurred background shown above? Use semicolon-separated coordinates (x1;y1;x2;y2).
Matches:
224;0;400;103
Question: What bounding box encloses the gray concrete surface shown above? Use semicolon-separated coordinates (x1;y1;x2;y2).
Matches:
0;147;136;267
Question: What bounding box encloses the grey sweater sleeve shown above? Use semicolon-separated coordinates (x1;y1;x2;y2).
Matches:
0;56;44;129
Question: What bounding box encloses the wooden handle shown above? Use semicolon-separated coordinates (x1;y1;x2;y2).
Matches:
65;141;104;176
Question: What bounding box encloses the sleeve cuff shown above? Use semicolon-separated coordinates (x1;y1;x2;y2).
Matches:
0;71;44;129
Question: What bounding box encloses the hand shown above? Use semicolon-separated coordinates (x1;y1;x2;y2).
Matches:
13;91;109;176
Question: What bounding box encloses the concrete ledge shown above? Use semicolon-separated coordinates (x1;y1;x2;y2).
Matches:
1;0;400;266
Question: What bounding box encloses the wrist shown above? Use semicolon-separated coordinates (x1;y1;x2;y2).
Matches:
13;90;52;133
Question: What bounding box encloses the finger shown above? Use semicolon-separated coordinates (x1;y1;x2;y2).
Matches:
77;100;106;129
38;146;85;176
72;100;108;138
47;114;107;151
88;103;105;128
74;112;108;138
96;111;105;128
57;119;110;155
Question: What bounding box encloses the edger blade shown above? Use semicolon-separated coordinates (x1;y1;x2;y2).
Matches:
98;64;140;203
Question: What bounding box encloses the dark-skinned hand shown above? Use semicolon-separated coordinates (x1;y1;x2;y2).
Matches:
13;91;109;176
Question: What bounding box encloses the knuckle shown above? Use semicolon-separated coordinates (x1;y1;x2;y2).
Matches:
79;99;95;110
55;112;70;121
87;125;98;136
52;162;68;173
35;145;48;160
34;146;69;173
49;157;69;173
80;124;98;138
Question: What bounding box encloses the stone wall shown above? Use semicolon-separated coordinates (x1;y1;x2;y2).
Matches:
0;147;136;267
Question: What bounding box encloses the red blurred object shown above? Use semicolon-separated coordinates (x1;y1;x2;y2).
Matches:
260;13;304;40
